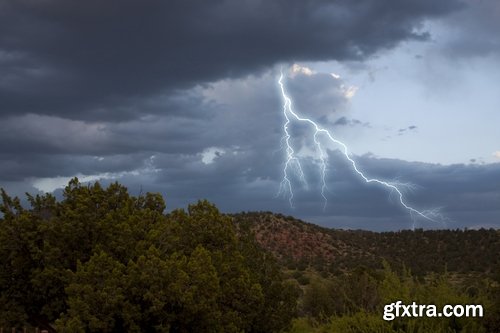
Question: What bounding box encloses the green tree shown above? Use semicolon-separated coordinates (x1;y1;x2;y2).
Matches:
0;189;45;327
0;181;298;332
56;251;137;332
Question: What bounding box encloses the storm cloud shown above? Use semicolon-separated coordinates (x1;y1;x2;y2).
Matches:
0;0;463;120
1;0;498;231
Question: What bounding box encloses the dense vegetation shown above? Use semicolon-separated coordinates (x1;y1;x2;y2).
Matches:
289;264;500;332
1;181;499;332
234;212;500;332
0;179;298;332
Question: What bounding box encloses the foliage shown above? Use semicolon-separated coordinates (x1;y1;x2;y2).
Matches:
2;186;498;332
293;263;494;333
0;179;298;332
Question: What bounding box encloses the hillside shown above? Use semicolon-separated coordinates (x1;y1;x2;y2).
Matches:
232;212;500;276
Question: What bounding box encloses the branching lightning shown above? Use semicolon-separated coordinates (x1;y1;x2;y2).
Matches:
278;70;440;223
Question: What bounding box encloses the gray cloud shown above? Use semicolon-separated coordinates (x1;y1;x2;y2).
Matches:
438;0;500;58
286;68;348;122
0;153;152;182
334;116;371;128
2;67;499;231
2;1;498;231
0;70;284;181
47;150;498;231
397;125;418;135
0;0;462;121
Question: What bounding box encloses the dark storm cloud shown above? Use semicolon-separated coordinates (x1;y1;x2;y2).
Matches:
2;0;497;232
0;91;220;156
9;150;494;231
0;153;151;181
0;70;285;182
333;156;500;230
105;150;500;231
0;0;462;120
3;64;497;231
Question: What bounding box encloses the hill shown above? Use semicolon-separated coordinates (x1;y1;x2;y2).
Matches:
232;211;500;277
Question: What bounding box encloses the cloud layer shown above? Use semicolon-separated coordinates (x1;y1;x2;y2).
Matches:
1;0;498;230
1;0;462;120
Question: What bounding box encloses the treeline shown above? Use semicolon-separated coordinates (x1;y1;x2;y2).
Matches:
329;228;500;276
0;179;298;332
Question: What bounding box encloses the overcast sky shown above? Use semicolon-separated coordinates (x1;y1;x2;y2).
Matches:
1;0;499;230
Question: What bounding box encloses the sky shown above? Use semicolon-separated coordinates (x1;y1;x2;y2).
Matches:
0;0;499;230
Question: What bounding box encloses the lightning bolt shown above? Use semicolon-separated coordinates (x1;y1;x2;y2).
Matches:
278;69;440;224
